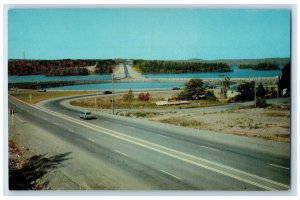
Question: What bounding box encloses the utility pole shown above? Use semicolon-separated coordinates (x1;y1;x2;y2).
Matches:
222;79;224;104
254;81;256;108
23;51;26;60
219;74;225;104
112;74;115;115
277;75;280;99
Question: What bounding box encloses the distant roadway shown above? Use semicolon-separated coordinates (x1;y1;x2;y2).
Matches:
8;94;290;190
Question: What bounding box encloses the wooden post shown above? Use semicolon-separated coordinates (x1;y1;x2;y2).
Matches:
112;74;115;115
254;81;256;108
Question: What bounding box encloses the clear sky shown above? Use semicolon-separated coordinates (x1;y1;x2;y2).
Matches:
8;9;290;60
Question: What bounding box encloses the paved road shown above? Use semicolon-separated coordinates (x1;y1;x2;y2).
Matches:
123;64;130;79
9;95;290;190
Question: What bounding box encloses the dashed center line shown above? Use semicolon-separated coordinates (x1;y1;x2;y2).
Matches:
115;150;128;157
200;145;219;151
158;134;168;139
68;128;74;133
86;137;96;142
269;163;290;170
160;170;182;180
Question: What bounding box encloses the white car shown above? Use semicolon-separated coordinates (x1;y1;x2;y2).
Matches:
79;111;94;120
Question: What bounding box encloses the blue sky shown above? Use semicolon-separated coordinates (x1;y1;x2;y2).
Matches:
8;9;290;60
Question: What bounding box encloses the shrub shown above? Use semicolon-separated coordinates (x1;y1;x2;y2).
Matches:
122;89;134;101
256;83;267;98
205;90;217;101
177;79;206;100
138;92;150;102
235;81;255;102
256;97;267;108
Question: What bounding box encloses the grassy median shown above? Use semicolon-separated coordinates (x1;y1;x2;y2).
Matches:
9;90;94;104
70;93;222;110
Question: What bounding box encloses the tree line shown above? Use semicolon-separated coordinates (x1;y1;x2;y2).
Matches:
239;62;280;70
8;59;115;76
133;60;232;74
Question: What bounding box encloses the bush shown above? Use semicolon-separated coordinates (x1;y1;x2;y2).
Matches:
278;62;290;97
256;97;267;108
177;79;206;100
256;83;267;99
122;89;134;101
235;81;255;102
205;90;217;101
138;92;150;102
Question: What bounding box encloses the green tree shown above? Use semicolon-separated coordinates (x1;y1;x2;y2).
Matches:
255;83;268;108
278;62;290;96
177;79;206;100
122;89;134;101
223;77;230;98
256;83;267;98
235;81;255;102
205;90;217;101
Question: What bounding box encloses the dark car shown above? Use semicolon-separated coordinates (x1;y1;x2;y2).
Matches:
172;87;180;90
103;90;112;94
38;88;47;92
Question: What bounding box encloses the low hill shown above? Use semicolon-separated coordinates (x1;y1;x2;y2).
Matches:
186;57;290;66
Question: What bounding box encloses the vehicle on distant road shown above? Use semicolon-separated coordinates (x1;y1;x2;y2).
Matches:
79;111;94;120
38;88;47;92
103;90;112;94
172;87;180;90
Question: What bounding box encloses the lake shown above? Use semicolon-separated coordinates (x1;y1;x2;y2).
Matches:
8;66;282;90
47;82;185;91
8;66;282;84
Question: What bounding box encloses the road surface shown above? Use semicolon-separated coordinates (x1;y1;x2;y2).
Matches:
8;95;290;190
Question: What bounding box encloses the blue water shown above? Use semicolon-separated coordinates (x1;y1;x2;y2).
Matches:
8;66;282;84
144;66;282;79
8;74;112;83
48;82;185;91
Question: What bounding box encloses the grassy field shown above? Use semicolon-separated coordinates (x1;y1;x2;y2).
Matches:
9;90;94;104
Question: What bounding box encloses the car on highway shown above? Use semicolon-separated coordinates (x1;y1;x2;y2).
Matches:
37;87;47;92
103;90;112;94
79;111;94;120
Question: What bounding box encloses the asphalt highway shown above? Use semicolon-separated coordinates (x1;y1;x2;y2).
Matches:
9;95;291;190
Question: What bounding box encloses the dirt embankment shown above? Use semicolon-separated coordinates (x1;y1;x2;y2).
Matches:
148;104;290;143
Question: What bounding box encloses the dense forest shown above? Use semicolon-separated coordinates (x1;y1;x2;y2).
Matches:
133;60;232;74
239;63;280;70
8;59;115;76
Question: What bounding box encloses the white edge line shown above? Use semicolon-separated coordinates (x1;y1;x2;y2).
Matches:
269;163;290;170
115;150;128;157
86;137;96;142
12;114;24;122
160;170;182;180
